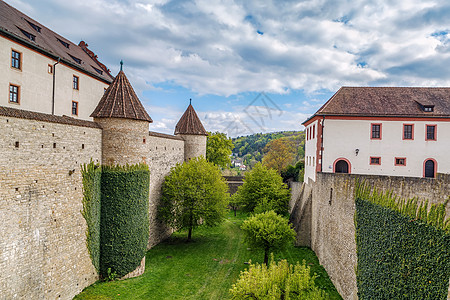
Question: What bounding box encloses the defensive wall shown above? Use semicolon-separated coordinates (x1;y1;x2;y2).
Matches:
290;173;450;300
0;107;199;299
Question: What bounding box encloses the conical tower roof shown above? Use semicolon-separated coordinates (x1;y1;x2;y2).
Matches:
90;70;152;122
174;102;207;135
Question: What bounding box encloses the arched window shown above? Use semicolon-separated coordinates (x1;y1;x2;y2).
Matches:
333;158;351;174
423;159;437;178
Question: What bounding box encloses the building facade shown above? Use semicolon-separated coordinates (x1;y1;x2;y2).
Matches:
303;87;450;182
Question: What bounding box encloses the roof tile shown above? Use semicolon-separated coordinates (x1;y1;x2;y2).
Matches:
174;104;207;135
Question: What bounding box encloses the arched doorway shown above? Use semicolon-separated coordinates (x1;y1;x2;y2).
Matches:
424;159;436;178
334;158;350;173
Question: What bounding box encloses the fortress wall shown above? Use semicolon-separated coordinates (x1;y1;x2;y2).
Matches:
180;134;206;161
146;132;185;248
0;115;102;300
292;172;450;300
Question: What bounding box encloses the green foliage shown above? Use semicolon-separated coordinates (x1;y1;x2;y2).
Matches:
236;163;290;215
100;163;150;278
229;193;241;216
241;211;296;264
81;161;102;273
230;255;328;300
281;160;305;182
355;183;450;300
158;157;229;241
206;131;234;168
262;138;297;173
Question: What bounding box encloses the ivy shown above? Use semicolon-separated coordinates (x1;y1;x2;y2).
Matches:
355;182;450;299
100;163;150;278
81;161;101;272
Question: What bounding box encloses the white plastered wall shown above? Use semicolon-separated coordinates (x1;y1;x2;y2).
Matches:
304;119;318;182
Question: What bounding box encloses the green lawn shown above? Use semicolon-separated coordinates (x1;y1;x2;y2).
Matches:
75;211;342;300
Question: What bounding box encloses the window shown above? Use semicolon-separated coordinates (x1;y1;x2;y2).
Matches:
370;157;381;165
403;124;414;140
57;38;70;48
423;105;434;112
68;54;82;64
26;20;41;33
18;27;35;41
92;66;103;75
11;50;21;69
9;84;20;103
48;64;53;74
73;75;79;90
371;123;381;139
395;157;406;166
72;101;78;115
426;125;436;141
312;125;315;139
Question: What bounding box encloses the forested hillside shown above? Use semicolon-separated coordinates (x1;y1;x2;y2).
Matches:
231;131;305;168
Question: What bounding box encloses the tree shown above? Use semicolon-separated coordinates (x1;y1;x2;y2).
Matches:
230;256;327;300
206;131;234;168
236;163;290;215
229;193;240;216
241;211;296;264
158;157;228;241
262;138;296;173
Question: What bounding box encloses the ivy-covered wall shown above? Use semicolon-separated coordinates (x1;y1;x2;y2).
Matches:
355;184;450;299
100;164;150;278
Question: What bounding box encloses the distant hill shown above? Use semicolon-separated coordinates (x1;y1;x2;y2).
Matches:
231;131;305;168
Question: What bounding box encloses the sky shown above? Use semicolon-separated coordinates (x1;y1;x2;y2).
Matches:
7;0;450;136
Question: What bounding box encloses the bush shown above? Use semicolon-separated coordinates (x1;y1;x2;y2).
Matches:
241;211;296;264
230;256;328;299
158;157;228;241
281;160;304;182
100;164;150;278
236;163;290;215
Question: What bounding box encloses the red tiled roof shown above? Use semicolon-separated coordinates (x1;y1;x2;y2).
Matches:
174;104;207;135
0;0;113;83
304;87;450;124
90;70;152;122
0;105;101;128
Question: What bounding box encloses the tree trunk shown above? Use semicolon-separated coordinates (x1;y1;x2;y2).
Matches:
234;208;237;216
187;227;192;242
264;248;269;265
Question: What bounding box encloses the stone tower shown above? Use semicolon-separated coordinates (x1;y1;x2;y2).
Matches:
174;101;208;161
90;68;152;166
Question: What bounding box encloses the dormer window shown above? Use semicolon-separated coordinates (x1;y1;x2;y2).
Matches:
57;38;70;49
423;105;434;112
26;20;41;33
18;27;35;41
69;54;82;64
92;66;103;75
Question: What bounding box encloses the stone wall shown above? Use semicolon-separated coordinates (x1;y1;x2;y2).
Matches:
291;173;450;300
179;134;206;161
146;131;185;248
0;114;102;300
223;176;243;194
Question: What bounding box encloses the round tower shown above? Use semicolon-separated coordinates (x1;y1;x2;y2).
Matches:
90;65;152;166
174;100;207;161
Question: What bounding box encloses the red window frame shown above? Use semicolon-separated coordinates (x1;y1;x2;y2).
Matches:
425;124;436;141
9;84;20;104
402;124;414;140
370;157;381;165
71;101;78;116
394;157;406;166
370;123;382;140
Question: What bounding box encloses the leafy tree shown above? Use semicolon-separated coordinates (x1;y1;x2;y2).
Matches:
206;131;234;168
230;256;327;299
229;193;240;216
281;160;305;182
158;157;228;241
241;211;296;264
262;138;296;173
236;163;290;215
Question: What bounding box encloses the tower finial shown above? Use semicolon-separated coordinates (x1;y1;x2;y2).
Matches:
189;98;192;105
120;60;123;71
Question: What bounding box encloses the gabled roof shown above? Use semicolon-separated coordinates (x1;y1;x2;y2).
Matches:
304;87;450;124
0;0;113;83
90;70;152;122
174;103;207;136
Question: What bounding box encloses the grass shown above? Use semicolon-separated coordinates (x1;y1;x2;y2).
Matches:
75;210;342;300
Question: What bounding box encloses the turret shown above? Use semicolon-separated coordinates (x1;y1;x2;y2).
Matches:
174;100;207;161
90;64;152;165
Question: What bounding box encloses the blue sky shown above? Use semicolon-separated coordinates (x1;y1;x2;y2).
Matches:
7;0;450;136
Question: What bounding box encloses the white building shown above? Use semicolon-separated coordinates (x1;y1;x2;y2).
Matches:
0;1;113;120
303;87;450;182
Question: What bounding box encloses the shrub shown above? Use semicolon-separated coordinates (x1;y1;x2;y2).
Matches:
241;210;296;264
100;164;150;278
230;256;328;299
236;163;290;215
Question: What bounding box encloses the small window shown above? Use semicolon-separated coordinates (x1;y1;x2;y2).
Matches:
92;66;103;75
9;84;20;103
371;123;381;139
18;27;35;41
57;38;70;49
370;157;381;165
423;105;434;112
104;88;107;93
73;75;79;90
68;54;82;64
312;125;315;139
72;101;78;115
11;50;21;69
395;157;406;166
426;125;436;141
26;20;41;33
403;124;414;140
48;64;53;74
